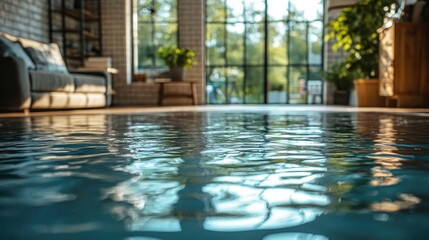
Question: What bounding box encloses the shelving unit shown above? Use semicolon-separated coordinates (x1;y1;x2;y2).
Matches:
379;22;429;107
48;0;102;69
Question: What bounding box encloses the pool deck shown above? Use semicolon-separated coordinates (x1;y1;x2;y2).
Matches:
1;105;429;118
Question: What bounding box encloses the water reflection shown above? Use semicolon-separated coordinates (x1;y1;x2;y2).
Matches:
107;112;329;239
1;112;429;240
370;116;401;186
340;113;428;214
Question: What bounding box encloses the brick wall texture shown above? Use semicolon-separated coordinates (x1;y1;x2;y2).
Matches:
0;0;205;106
0;0;49;42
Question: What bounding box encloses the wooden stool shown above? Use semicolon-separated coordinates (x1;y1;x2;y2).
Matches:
157;81;197;106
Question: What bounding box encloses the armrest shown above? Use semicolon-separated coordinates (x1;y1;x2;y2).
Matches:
0;57;31;111
69;69;109;79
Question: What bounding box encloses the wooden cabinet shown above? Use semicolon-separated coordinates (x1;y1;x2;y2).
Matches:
48;0;102;69
379;22;429;107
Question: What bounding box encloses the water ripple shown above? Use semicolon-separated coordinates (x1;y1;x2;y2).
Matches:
1;112;429;239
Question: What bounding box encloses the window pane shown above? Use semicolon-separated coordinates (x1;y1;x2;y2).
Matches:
136;0;153;22
309;66;322;80
268;66;287;103
289;22;307;64
154;22;177;46
267;0;288;20
268;22;287;65
290;0;323;21
308;21;323;65
244;0;265;23
245;66;264;103
227;67;244;103
206;24;226;65
206;0;226;22
246;23;264;65
134;0;177;73
154;22;177;65
226;23;244;65
155;0;177;22
205;0;324;105
136;24;155;67
227;1;244;22
289;67;307;104
207;67;227;104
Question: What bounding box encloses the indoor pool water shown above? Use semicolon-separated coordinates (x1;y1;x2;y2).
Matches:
1;110;429;240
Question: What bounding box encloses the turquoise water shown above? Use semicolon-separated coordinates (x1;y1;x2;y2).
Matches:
1;111;429;240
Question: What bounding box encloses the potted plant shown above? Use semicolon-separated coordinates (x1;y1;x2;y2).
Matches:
323;61;355;105
158;47;196;81
325;0;396;107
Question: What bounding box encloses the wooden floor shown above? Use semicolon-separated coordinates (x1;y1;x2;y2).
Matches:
1;105;429;118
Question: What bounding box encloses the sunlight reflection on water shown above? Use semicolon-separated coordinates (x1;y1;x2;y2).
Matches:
1;112;429;239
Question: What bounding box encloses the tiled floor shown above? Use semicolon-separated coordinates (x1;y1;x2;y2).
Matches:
1;105;429;118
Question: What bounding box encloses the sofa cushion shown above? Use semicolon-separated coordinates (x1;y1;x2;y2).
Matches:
86;93;106;107
19;38;68;74
31;92;106;109
0;35;36;69
68;93;88;108
29;71;74;92
31;92;69;109
73;74;106;93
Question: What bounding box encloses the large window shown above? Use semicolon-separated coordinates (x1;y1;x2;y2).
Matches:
132;0;178;74
206;0;324;104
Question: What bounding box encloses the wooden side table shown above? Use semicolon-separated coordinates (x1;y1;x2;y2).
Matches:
157;81;197;106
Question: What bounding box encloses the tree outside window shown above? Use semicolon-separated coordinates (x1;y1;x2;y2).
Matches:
132;0;178;76
206;0;324;104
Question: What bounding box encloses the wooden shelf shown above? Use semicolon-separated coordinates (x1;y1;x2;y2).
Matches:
54;9;98;21
49;0;102;68
162;94;194;98
65;56;83;60
52;29;99;40
379;22;429;107
84;31;99;40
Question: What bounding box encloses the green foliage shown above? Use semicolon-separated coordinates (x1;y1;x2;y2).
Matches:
325;0;396;78
205;0;323;103
323;62;360;91
158;47;196;68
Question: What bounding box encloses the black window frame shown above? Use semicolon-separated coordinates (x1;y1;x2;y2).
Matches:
131;0;179;77
205;0;325;104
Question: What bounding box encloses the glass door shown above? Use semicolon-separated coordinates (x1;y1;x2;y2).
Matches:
205;0;324;104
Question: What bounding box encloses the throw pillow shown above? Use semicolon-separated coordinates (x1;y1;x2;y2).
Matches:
0;35;36;69
19;38;68;74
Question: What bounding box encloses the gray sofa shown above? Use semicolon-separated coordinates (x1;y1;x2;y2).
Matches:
0;32;112;112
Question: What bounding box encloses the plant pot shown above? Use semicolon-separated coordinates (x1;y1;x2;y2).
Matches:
169;67;184;81
354;78;384;107
333;90;350;105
